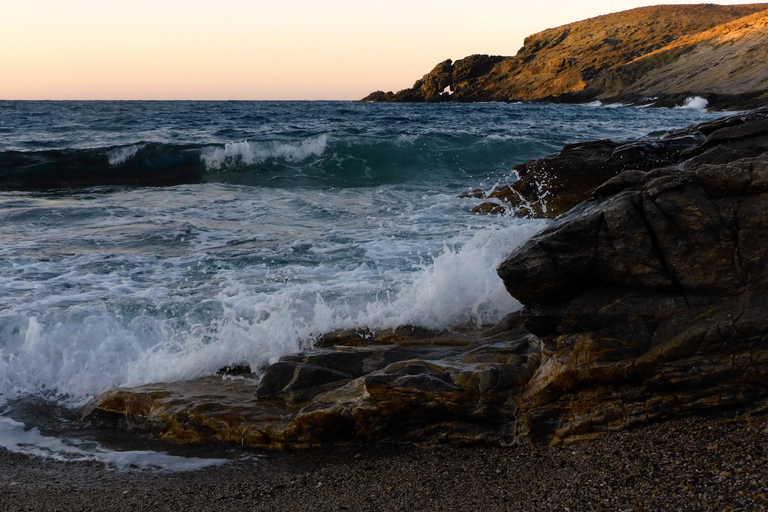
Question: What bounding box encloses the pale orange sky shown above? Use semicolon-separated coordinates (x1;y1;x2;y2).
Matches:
0;1;762;100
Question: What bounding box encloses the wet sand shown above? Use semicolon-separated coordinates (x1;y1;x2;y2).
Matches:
1;412;766;512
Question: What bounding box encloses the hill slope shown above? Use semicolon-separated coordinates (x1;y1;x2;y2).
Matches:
363;3;768;109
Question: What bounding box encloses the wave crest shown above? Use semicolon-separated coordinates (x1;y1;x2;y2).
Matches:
201;135;328;170
107;144;145;166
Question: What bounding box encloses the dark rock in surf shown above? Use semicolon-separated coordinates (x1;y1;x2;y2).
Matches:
471;107;768;218
471;202;506;215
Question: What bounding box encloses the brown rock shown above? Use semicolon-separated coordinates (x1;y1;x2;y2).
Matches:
464;108;768;219
498;138;768;444
596;8;768;109
84;326;540;448
471;202;506;215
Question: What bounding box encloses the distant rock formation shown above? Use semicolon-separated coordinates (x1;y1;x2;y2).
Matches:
363;55;508;103
363;4;768;110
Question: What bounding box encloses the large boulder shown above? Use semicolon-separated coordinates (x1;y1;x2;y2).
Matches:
83;325;542;448
498;151;768;444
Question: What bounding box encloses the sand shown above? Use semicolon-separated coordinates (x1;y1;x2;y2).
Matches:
0;411;766;512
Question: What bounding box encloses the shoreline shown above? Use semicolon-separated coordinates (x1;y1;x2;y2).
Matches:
1;411;765;511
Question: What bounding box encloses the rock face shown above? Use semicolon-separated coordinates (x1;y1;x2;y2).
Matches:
83;109;768;449
363;55;507;103
363;4;768;109
484;136;696;218
499;158;768;444
593;8;768;109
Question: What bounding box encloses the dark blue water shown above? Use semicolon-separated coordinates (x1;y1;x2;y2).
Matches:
0;100;720;467
0;100;715;190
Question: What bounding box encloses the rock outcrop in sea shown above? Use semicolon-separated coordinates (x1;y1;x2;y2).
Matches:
362;4;768;110
83;108;768;449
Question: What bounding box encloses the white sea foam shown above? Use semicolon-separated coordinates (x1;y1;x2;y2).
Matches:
0;212;546;405
0;412;226;471
395;134;419;146
201;135;328;170
585;100;631;109
677;96;709;111
107;144;144;166
354;220;546;329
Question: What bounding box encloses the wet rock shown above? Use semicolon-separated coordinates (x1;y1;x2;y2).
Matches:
467;108;768;219
458;188;487;199
482;311;524;337
485;136;706;218
314;328;375;348
471;202;506;215
216;364;253;377
83;325;540;448
498;128;768;443
255;362;354;401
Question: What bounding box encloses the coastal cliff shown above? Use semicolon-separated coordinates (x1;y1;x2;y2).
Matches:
363;4;768;109
83;107;768;449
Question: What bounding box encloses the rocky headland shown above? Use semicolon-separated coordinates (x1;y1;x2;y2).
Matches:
83;106;768;450
362;4;768;110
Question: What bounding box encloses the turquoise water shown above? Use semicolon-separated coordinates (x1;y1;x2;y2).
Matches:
0;100;719;466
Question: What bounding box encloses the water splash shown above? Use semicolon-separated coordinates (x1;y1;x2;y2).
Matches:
200;135;328;169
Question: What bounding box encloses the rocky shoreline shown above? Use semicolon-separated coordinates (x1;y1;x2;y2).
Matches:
81;106;768;452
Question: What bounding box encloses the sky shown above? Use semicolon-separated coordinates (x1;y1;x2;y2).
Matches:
0;1;762;100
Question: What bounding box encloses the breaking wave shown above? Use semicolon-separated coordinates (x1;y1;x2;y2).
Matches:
200;135;328;169
0;135;545;190
677;96;709;111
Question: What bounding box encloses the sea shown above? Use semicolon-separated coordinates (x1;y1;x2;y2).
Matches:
0;99;721;469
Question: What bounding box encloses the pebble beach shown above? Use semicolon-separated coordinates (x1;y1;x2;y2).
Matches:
1;411;766;511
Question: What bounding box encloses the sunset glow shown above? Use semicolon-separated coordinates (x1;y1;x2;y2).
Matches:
0;0;762;100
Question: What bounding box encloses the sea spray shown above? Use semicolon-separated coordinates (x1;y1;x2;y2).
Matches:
0;209;546;403
677;96;709;110
0;100;721;467
200;134;329;170
355;220;547;330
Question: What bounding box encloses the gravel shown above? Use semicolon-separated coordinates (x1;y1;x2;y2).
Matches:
0;411;766;511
